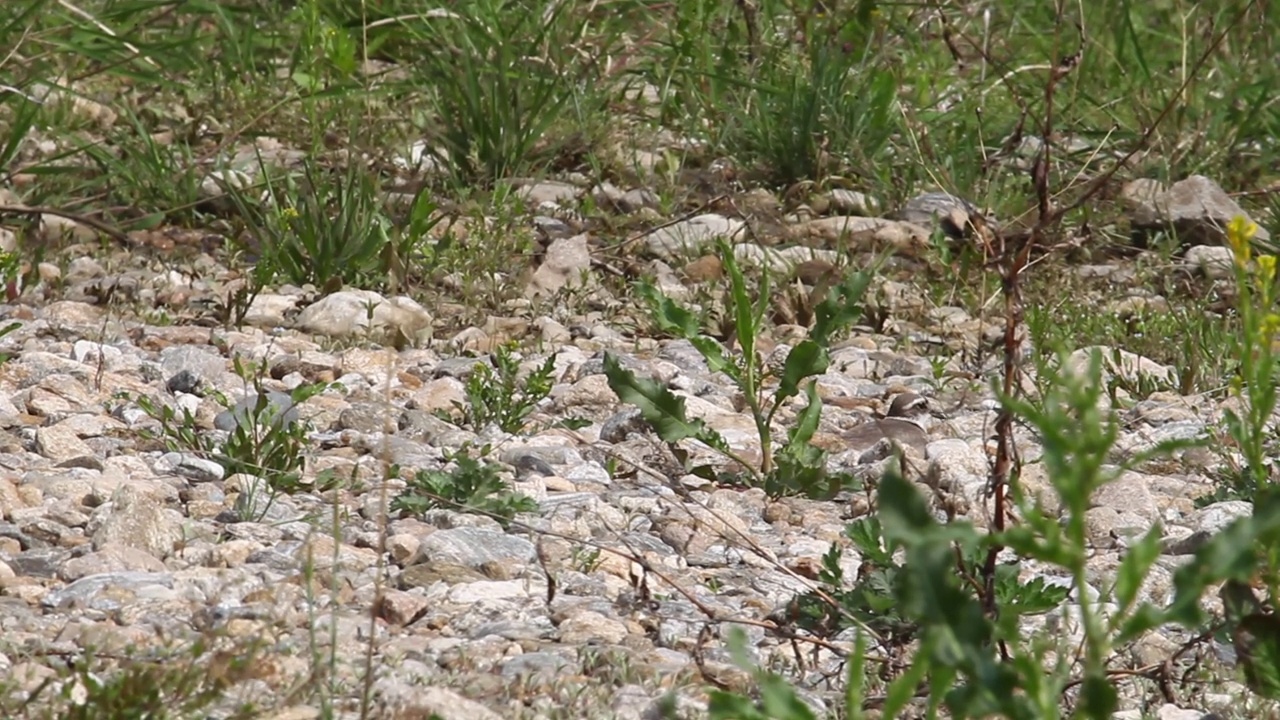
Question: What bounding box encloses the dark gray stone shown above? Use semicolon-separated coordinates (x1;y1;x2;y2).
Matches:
166;369;201;394
214;391;299;432
8;547;69;577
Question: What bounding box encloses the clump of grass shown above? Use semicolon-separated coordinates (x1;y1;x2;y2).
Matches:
389;0;616;186
222;161;394;293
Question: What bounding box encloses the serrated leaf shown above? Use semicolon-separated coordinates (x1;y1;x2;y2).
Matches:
690;336;734;376
844;517;893;565
603;352;720;445
996;573;1069;617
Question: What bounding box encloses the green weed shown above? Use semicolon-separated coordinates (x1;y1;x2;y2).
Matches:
448;343;557;434
129;356;336;521
607;239;879;499
390;446;537;529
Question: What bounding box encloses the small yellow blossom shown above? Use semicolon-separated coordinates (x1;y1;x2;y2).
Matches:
1259;255;1277;283
280;207;300;222
1228;215;1258;267
1263;312;1280;337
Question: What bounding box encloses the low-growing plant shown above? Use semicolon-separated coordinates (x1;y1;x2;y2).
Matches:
398;0;615;186
0;247;21;361
784;515;1069;644
606;239;878;499
1026;295;1236;398
709;352;1198;719
705;219;1280;717
1207;216;1280;503
9;639;264;719
390;446;537;528
78;111;206;229
448;343;557;433
0;319;20;364
570;545;603;574
223;160;393;293
130;356;335;521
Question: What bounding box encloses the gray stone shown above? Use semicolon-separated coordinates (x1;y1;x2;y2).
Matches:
338;403;399;434
398;562;488;589
159;345;226;389
892;192;988;237
830;189;878;215
411;527;535;569
645;214;744;261
90;485;182;560
8;547;69;577
35;423;95;464
500;651;573;680
1183;245;1234;280
1128;175;1272;247
214;391;299;432
41;571;174;610
157;452;225;482
60;543;167;581
517;180;578;206
373;684;502;720
526;234;593;298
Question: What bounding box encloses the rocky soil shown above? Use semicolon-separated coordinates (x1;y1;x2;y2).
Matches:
0;172;1269;719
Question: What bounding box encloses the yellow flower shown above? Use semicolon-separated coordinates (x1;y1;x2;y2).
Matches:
1254;253;1274;284
1263;311;1280;337
1228;215;1258;267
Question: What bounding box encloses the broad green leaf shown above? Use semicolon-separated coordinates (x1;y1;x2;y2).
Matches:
603;352;718;445
844;517;893;566
881;650;929;719
1077;672;1119;718
1116;604;1164;645
1221;579;1263;625
877;469;937;545
844;632;868;719
788;381;823;446
690;336;734;377
775;340;828;403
